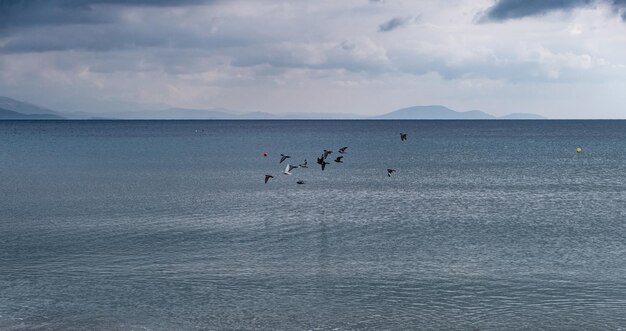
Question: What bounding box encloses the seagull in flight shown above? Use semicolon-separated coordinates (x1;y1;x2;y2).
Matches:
387;169;396;177
283;164;297;175
280;154;291;163
338;147;348;154
323;150;333;159
299;159;308;168
264;175;274;183
334;156;343;163
400;133;407;141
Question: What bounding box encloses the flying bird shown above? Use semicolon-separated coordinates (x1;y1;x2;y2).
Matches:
299;159;308;168
264;175;274;183
338;147;348;154
319;159;329;171
323;150;333;159
280;154;291;163
387;169;396;177
296;180;305;185
400;133;407;141
283;164;297;175
334;156;343;163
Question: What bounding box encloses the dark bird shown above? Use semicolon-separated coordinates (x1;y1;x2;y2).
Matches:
334;156;343;163
296;180;305;185
387;169;396;177
320;159;329;171
338;147;348;154
299;159;308;168
323;150;333;159
280;154;291;163
264;175;274;183
400;133;407;141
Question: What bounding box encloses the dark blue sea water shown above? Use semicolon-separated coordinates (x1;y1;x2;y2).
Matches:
2;120;626;330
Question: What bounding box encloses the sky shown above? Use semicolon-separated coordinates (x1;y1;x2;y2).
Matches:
1;0;626;118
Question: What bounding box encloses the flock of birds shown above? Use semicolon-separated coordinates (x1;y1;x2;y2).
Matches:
262;131;587;185
264;133;408;184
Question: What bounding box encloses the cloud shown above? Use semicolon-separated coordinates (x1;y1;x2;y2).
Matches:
378;15;418;32
0;0;214;32
2;0;626;118
228;38;390;74
480;0;626;22
0;22;246;54
0;1;249;53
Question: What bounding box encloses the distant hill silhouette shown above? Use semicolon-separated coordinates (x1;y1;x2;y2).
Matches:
0;96;64;118
104;108;249;120
78;108;363;119
372;105;496;119
0;107;64;119
0;95;547;120
371;105;546;120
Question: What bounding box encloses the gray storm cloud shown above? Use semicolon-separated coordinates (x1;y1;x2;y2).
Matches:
0;0;228;53
0;0;213;31
482;0;626;21
378;16;416;32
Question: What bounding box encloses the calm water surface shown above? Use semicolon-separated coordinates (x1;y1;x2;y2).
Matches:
1;120;626;330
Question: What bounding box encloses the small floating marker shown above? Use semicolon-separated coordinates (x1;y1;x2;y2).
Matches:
576;147;582;154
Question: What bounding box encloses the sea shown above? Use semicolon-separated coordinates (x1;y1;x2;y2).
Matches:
1;120;626;330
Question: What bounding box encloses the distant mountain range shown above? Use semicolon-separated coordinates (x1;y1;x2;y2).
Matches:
0;96;65;119
371;105;546;120
64;108;366;120
0;96;546;120
0;107;64;119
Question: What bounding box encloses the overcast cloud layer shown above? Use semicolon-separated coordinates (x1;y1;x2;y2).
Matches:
1;0;626;118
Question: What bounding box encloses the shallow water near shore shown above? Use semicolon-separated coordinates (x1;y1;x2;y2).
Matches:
2;120;626;330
